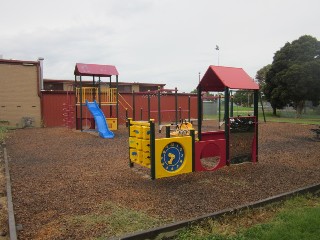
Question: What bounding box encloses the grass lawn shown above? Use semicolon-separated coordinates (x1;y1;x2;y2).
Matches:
204;107;320;125
175;194;320;240
0;126;8;142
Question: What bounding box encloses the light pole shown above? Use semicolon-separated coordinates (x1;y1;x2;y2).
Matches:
215;45;220;66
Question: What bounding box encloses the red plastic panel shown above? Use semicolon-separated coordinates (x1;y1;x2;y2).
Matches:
201;130;225;141
195;139;226;172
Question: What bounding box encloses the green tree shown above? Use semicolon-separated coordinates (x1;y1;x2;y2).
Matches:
256;64;271;97
233;90;253;107
264;35;320;117
190;89;197;94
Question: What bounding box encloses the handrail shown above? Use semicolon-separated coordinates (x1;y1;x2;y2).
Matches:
118;93;133;110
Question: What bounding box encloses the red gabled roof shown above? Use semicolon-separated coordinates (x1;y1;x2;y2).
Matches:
198;65;259;91
74;63;119;77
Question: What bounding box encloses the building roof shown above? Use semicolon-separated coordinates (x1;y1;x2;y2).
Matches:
43;79;165;86
0;59;39;66
74;63;119;77
198;65;259;91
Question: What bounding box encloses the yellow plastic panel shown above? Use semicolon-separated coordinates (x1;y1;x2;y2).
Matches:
130;125;137;137
130;148;138;161
155;136;192;179
106;118;118;130
142;126;150;140
141;139;150;152
135;139;143;150
143;152;151;167
135;125;143;139
129;137;137;149
137;150;143;162
130;121;150;127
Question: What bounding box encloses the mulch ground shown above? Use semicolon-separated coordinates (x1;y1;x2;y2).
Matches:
4;121;320;239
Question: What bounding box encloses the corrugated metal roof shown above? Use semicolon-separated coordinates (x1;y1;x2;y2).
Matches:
74;63;119;76
198;65;259;91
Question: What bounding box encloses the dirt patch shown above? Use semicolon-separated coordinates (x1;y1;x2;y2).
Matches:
5;122;320;239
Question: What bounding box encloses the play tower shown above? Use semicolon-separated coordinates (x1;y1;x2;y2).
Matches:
74;63;119;138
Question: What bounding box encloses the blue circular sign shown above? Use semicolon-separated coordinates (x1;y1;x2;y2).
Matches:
161;142;185;172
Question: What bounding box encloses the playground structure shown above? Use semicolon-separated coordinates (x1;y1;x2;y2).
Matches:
74;63;120;138
129;65;260;179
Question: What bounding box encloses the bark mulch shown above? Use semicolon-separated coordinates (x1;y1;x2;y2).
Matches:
4;122;320;239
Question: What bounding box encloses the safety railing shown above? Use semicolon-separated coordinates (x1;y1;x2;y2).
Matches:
76;87;117;104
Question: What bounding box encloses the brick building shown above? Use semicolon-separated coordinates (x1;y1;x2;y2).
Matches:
0;58;43;128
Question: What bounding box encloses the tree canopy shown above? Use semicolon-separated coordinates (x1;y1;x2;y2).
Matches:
264;35;320;116
233;90;253;107
256;64;271;96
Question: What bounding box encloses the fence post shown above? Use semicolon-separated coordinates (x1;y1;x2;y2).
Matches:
148;90;151;120
188;96;191;122
175;87;178;125
150;120;155;180
132;90;135;120
158;87;161;125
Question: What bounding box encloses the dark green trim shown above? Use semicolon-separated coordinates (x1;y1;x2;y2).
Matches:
224;87;230;164
230;90;233;117
75;75;78;130
259;92;266;123
128;118;134;167
175;87;178;125
166;126;170;138
150;120;156;180
98;76;101;109
197;86;202;140
218;95;221;129
254;90;259;162
190;129;195;172
116;75;119;129
188;96;191;122
109;76;112;117
80;76;83;131
132;91;135;120
158;88;161;125
148;91;151;120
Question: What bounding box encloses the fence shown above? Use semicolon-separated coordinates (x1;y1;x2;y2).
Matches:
41;91;199;127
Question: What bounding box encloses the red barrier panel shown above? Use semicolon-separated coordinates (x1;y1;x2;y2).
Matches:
195;139;226;171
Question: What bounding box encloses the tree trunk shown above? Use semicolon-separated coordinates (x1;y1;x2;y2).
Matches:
295;100;305;118
272;106;277;116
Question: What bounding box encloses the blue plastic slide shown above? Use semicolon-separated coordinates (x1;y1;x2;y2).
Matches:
85;100;115;139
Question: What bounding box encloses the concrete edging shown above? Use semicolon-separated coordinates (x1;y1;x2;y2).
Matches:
113;183;320;240
3;141;17;240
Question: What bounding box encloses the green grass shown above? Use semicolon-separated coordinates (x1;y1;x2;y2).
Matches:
203;107;320;125
262;112;320;125
175;194;320;240
64;201;167;239
0;126;8;143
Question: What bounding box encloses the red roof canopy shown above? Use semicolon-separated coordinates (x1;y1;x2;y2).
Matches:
198;65;259;91
74;63;119;77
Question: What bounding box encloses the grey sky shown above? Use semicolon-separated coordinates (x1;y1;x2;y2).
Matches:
1;0;319;92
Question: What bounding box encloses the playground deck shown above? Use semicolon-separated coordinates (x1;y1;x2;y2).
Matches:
4;121;320;239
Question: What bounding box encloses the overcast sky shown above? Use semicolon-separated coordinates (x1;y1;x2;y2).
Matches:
1;0;319;92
